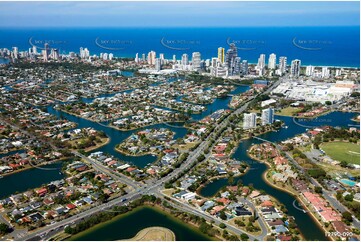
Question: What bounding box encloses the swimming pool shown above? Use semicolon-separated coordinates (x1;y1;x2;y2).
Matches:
339;179;356;187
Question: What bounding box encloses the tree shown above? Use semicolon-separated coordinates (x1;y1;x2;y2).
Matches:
340;161;348;168
342;211;353;222
0;223;10;235
325;101;332;105
219;210;227;220
219;223;226;229
344;194;354;202
315;186;323;194
240;233;249;241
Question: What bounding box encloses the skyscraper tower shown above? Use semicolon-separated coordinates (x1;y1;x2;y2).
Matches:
278;56;287;75
225;43;238;76
268;53;276;69
290;59;301;77
192;52;201;71
217;47;225;64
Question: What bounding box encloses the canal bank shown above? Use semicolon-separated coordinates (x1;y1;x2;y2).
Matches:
69;206;214;241
0;162;64;199
199;112;359;240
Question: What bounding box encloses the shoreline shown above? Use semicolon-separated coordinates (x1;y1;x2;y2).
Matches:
247;150;329;241
121;226;175;241
0;157;68;178
68;205;215;241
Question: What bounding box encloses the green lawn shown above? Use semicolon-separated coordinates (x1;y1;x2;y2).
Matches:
275;107;302;117
320;142;360;164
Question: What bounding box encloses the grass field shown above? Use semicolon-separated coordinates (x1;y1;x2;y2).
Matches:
275;107;303;116
320;142;360;164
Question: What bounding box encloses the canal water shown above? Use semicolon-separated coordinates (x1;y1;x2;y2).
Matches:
2;73;359;241
0;162;64;199
199;111;359;240
70;206;213;241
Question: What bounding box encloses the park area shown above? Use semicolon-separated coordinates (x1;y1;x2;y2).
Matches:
321;142;360;164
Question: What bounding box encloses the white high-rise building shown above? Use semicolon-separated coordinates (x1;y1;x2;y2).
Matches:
278;56;287;75
321;67;330;78
306;65;314;76
261;108;274;125
32;46;37;55
159;53;165;63
172;55;177;63
102;53;108;60
335;69;342;77
135;53;139;63
290;59;301;77
147;51;156;65
109;53;114;60
142;53;146;62
257;54;266;70
268;53;276;69
241;60;248;75
155;58;162;71
243;113;257;129
192;52;201;71
181;53;189;66
12;47;18;59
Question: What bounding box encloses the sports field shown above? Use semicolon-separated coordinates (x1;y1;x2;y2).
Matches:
321;142;360;164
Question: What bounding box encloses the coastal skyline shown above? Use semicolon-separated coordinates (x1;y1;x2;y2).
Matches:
0;1;359;27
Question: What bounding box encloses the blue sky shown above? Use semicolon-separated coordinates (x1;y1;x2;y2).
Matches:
0;1;359;27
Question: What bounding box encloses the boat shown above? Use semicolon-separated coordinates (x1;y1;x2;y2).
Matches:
0;175;3;179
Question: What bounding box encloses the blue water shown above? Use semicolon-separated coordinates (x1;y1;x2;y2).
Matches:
339;179;356;187
0;27;359;67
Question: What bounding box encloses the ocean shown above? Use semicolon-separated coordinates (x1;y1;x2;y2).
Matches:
0;26;359;67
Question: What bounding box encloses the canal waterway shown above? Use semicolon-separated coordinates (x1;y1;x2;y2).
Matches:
199;111;359;240
70;206;213;241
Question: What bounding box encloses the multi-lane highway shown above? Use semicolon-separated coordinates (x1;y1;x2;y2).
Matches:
16;79;283;241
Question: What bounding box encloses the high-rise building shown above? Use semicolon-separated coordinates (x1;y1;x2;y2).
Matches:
335;69;342;77
142;53;146;62
257;54;266;70
243;113;257;129
305;65;314;76
261;108;274;125
181;53;189;66
102;53;108;60
278;56;287;75
225;43;238;75
50;48;59;60
233;57;241;75
268;53;276;69
211;57;219;68
135;53;139;63
321;67;330;78
172;55;177;63
155;58;162;71
12;47;18;59
192;52;201;71
241;60;248;75
217;47;225;64
147;51;156;65
109;53;114;60
159;53;165;64
80;47;90;59
43;43;50;62
290;59;301;77
32;46;37;55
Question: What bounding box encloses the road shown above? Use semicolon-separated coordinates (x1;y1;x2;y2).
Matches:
252;136;360;229
16;79;283;241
